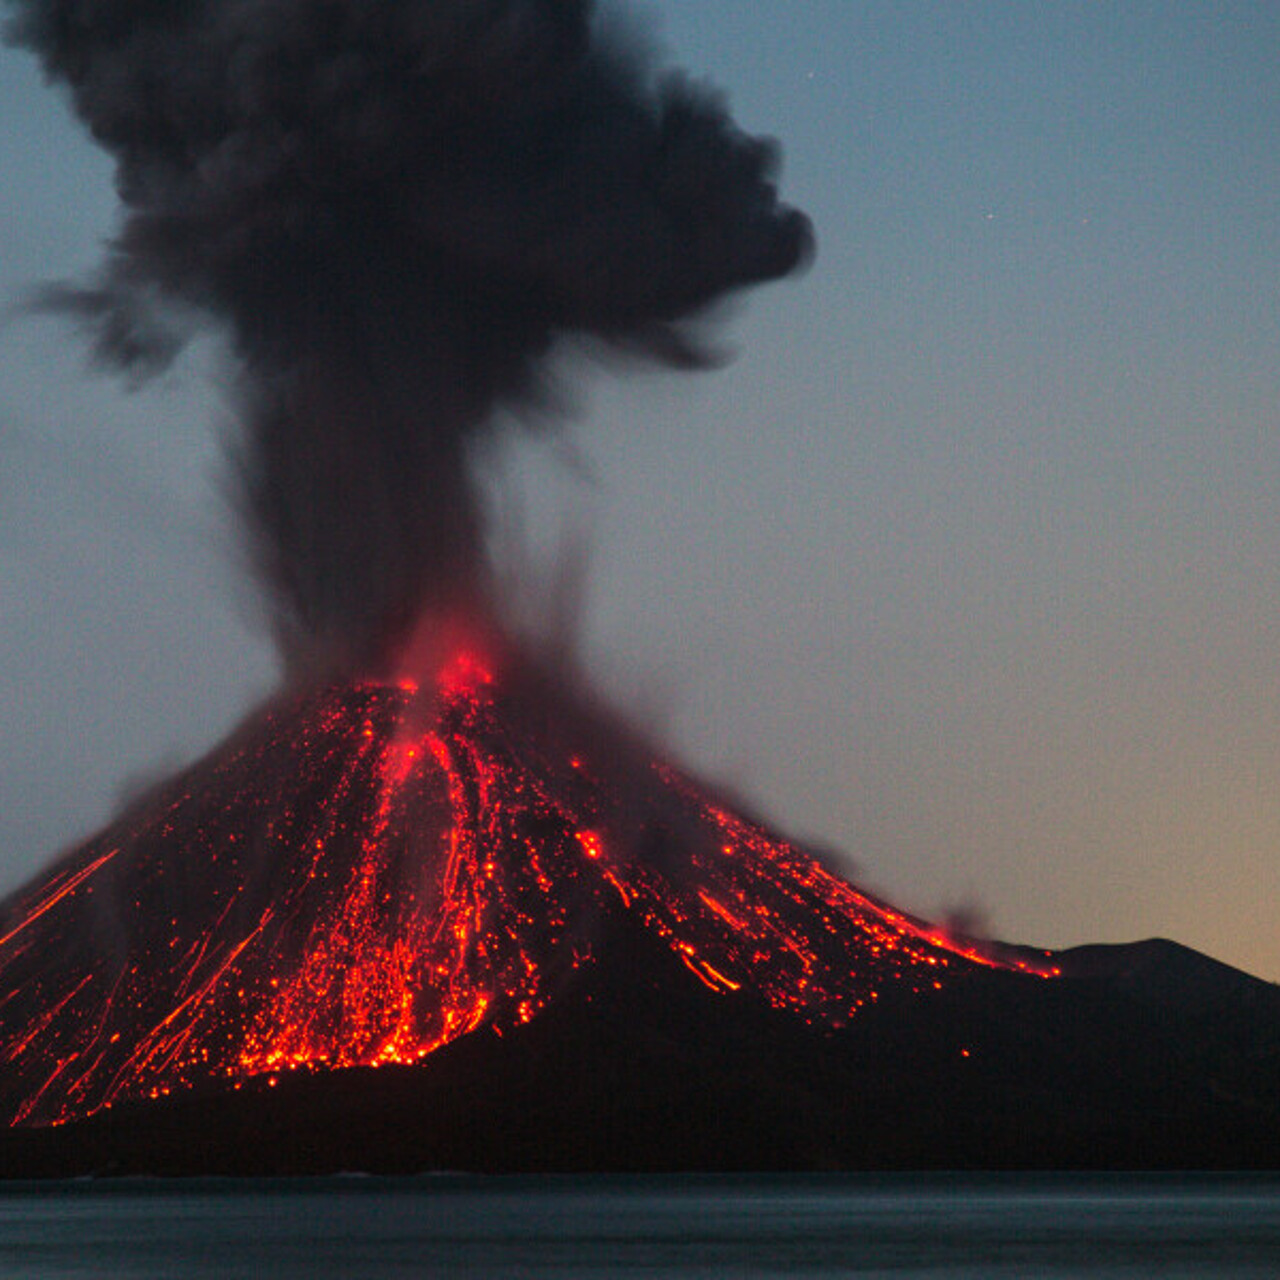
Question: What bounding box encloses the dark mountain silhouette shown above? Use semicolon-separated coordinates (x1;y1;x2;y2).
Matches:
1;655;1276;1176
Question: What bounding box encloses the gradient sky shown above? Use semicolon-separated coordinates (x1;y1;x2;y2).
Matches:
2;2;1278;981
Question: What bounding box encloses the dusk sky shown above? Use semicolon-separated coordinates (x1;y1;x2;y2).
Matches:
2;2;1278;981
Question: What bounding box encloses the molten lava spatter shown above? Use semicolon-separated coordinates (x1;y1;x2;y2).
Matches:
0;656;1056;1127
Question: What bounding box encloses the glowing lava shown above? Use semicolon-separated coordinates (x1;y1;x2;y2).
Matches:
0;655;1056;1127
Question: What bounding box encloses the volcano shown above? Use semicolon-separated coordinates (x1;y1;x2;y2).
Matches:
0;645;1048;1128
1;644;1278;1175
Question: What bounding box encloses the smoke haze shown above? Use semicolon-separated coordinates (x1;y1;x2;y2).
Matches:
4;0;811;675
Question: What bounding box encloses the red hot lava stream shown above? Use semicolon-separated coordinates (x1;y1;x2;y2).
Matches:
0;651;1057;1128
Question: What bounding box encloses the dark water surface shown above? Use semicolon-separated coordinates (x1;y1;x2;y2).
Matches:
1;1173;1278;1277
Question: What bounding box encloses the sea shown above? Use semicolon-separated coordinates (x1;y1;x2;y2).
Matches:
1;1173;1278;1277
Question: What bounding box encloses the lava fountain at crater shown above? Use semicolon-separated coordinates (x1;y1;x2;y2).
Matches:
0;644;1056;1129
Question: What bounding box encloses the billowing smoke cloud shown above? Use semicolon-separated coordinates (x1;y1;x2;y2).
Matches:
5;0;811;676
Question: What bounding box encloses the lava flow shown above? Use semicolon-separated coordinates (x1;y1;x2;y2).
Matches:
0;649;1057;1129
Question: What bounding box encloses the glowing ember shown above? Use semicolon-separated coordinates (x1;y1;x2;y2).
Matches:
0;658;1056;1127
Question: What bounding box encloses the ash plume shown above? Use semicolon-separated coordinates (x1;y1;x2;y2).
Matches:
5;0;812;676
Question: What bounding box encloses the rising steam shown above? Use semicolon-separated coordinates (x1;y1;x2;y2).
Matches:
5;0;812;675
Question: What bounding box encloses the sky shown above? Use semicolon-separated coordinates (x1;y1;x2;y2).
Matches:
1;1;1278;982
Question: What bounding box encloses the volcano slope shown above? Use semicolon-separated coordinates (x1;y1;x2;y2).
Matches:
1;654;1277;1175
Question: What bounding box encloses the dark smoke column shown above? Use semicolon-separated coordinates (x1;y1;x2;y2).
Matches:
5;0;812;675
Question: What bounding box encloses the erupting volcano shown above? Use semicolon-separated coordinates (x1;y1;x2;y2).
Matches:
0;641;1055;1131
3;0;1279;1174
4;643;1277;1175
